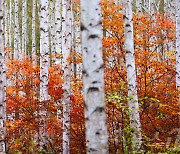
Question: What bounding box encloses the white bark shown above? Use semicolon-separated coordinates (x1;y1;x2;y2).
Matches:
175;0;180;144
22;0;27;56
114;0;121;5
73;2;82;78
136;0;143;13
40;0;49;150
55;0;62;123
3;0;7;48
143;0;154;15
0;0;6;152
14;0;20;59
62;0;72;153
9;0;12;49
80;0;109;153
165;0;175;16
49;0;56;65
176;2;180;86
32;0;36;65
123;0;142;150
55;0;62;65
149;0;155;17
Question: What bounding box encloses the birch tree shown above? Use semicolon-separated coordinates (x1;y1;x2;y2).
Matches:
22;0;27;56
80;0;109;153
14;0;20;59
72;1;82;78
176;0;180;122
39;0;49;150
55;0;62;123
9;0;12;49
32;0;36;64
14;0;19;59
0;0;6;152
62;0;72;153
123;0;142;151
136;0;143;13
142;0;155;15
164;0;175;17
3;0;8;48
75;8;82;78
49;0;56;65
55;0;62;65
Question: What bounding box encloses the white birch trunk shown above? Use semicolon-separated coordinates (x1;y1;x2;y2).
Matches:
149;0;155;18
14;0;20;59
176;0;180;125
123;0;142;150
8;0;12;49
0;0;6;152
114;0;121;5
80;0;109;153
55;0;62;123
3;0;7;48
55;0;62;65
22;0;27;56
73;2;82;78
143;0;154;15
136;0;143;13
165;0;175;17
176;1;180;84
39;0;49;150
62;0;72;153
49;0;56;65
32;0;36;65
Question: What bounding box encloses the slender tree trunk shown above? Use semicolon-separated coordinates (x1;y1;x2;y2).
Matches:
32;0;36;65
9;0;12;49
142;0;154;14
0;0;6;152
55;0;62;65
55;0;62;123
73;1;82;78
114;0;121;5
149;0;155;18
49;0;56;65
80;0;109;153
22;0;27;56
62;0;72;153
176;0;180;129
136;0;143;13
14;0;20;59
165;0;175;16
123;0;142;151
39;0;49;150
3;0;7;48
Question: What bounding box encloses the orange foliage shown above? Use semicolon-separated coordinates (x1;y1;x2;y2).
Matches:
5;1;179;153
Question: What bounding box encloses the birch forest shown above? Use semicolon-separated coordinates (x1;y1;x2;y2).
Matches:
0;0;180;153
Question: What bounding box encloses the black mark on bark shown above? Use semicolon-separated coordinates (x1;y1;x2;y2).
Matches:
81;23;87;31
88;34;99;39
94;107;104;113
87;87;99;93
